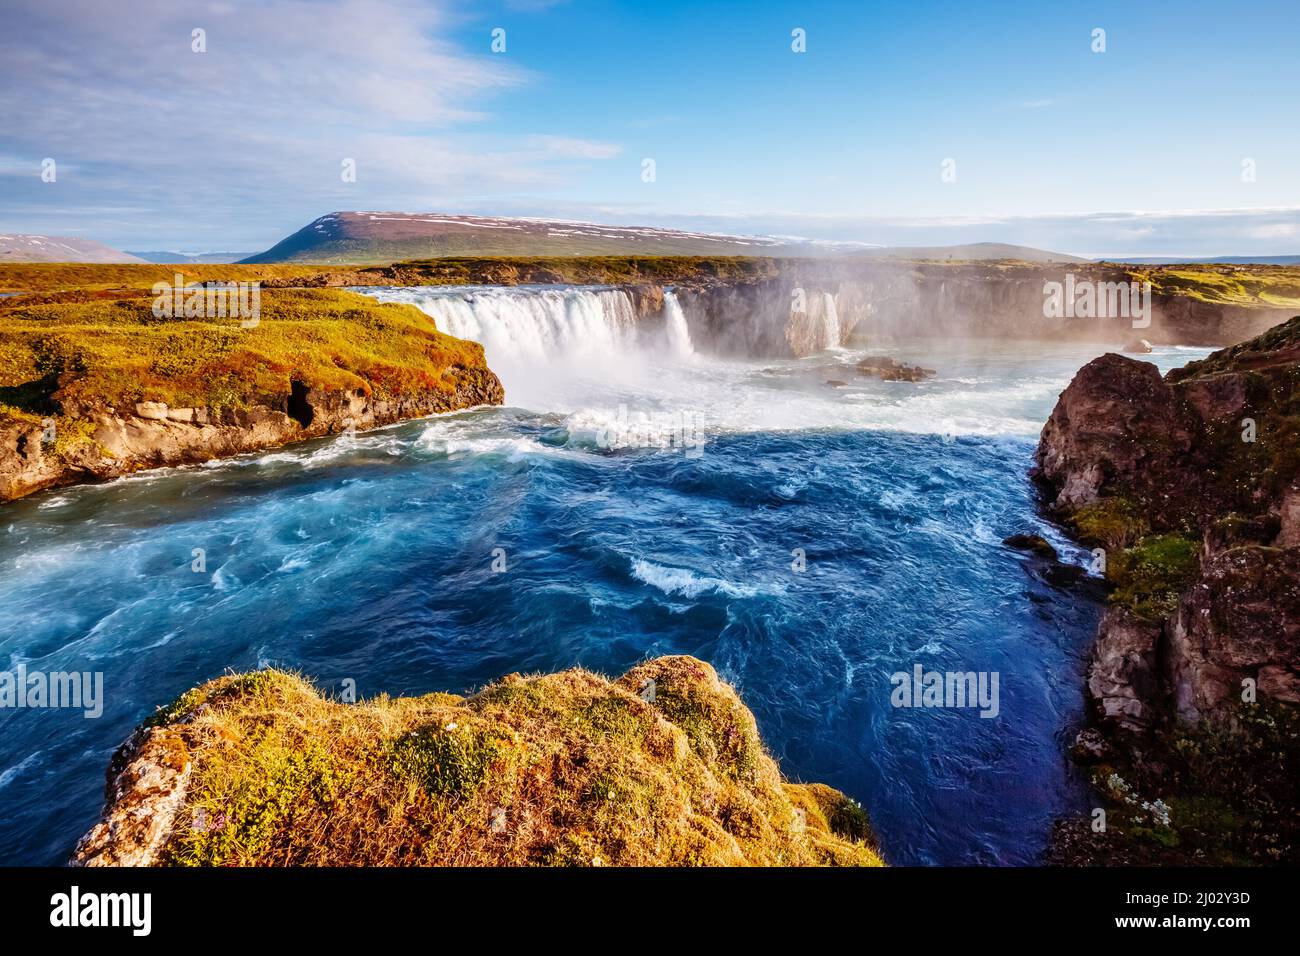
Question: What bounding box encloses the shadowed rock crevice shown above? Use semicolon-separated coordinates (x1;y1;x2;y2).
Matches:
287;379;314;429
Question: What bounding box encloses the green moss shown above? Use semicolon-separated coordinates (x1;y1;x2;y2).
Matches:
387;724;516;801
0;258;778;294
1168;700;1300;862
0;405;42;428
579;696;655;747
145;671;289;730
1108;533;1200;619
48;417;98;460
144;686;209;729
1127;266;1300;308
0;263;329;294
827;795;873;842
1068;497;1150;551
649;682;763;783
1088;700;1300;864
119;659;882;867
171;740;351;866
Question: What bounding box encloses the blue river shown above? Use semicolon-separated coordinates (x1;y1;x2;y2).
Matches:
0;287;1208;865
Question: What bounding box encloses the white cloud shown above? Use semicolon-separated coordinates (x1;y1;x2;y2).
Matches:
0;0;623;246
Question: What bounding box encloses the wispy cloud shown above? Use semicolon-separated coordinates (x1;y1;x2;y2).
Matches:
0;0;622;247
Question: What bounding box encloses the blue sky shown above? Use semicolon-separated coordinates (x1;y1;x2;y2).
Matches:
1;0;1297;256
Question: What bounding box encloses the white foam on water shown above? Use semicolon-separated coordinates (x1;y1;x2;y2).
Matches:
0;751;43;791
630;557;764;599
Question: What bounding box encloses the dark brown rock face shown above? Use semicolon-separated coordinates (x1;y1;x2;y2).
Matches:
855;356;936;382
1035;353;1198;513
1036;315;1300;741
1082;547;1300;735
1167;547;1300;722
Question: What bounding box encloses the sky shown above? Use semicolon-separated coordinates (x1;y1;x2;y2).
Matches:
1;0;1297;257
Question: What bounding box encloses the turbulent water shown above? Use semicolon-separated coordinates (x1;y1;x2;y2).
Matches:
0;285;1209;865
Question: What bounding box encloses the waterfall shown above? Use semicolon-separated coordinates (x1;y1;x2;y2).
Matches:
366;286;641;365
821;292;841;349
663;290;694;357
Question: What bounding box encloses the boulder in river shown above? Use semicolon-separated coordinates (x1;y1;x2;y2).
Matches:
856;356;936;382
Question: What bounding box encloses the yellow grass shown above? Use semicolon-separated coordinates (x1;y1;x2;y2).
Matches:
0;288;488;426
149;658;883;867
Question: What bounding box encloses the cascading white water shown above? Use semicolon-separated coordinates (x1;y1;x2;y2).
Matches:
375;286;641;365
361;284;662;411
821;292;841;349
355;284;1121;436
663;290;694;358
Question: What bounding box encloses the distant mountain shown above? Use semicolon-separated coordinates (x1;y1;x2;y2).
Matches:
0;234;145;263
241;212;818;263
127;251;254;264
862;241;1086;263
1099;255;1300;266
241;212;1084;265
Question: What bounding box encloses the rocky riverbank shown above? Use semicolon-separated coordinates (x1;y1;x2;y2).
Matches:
0;288;503;503
73;656;883;867
1034;315;1300;864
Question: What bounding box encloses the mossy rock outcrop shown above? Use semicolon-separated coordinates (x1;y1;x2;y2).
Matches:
1035;317;1300;733
1035;316;1300;864
73;657;883;867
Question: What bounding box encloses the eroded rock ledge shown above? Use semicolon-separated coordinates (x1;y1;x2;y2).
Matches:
73;656;883;867
0;376;502;503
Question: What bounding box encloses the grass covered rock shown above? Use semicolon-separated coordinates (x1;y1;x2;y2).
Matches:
0;287;502;501
73;657;883;867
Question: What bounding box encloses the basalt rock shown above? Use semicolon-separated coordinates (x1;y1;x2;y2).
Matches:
1036;316;1300;741
1035;352;1200;516
1002;533;1059;560
72;723;195;867
1086;606;1165;735
1166;546;1300;723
